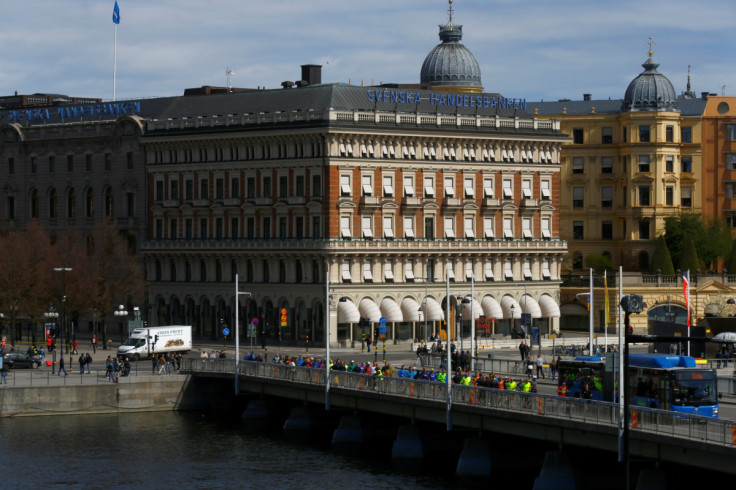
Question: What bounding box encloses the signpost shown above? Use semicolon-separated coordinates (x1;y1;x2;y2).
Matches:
379;317;387;362
223;328;230;337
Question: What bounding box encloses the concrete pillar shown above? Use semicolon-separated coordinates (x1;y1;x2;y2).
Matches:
240;399;271;432
391;425;424;470
282;406;315;440
533;450;579;489
331;415;365;452
456;437;492;477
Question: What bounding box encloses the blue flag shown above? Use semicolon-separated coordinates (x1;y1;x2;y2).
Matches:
112;1;120;24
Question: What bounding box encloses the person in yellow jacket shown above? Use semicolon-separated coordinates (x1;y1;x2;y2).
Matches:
521;379;532;392
507;378;518;391
437;369;447;383
461;372;472;385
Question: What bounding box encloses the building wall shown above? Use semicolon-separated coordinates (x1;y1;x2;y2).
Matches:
701;97;736;233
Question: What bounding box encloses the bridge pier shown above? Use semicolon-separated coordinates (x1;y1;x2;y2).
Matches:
241;399;273;432
532;450;580;489
282;405;340;441
391;425;425;470
331;415;365;453
456;437;492;477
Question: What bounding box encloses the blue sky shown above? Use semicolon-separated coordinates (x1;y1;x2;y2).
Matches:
1;0;734;102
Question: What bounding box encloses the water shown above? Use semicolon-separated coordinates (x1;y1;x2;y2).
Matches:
0;411;449;489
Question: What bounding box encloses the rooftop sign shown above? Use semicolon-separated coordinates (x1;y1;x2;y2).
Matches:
367;89;526;111
6;100;142;124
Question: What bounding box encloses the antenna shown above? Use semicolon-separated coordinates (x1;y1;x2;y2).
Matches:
226;67;235;93
723;85;728;96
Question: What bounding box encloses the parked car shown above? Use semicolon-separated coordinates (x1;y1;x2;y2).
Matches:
4;352;41;369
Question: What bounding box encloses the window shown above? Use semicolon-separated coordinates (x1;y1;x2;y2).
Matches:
639;125;650;142
200;218;207;239
424;177;434;197
362;175;373;196
5;158;13;175
601;127;613;144
522;217;532;239
295;216;304;239
49;156;55;173
464;178;474;198
383;176;393;197
340;175;351;196
602;221;613;240
217;178;225;199
384;259;394;282
681;126;692;143
504;259;514;280
503;217;513;239
572;157;584;174
444;217;455;239
682;156;692;173
601;186;613;207
601;157;613;174
85;189;94;218
246;177;256;198
572;187;584;207
665;155;674;173
542;259;551;280
231;177;240;198
425;217;434;239
522;179;532;199
383;216;394;238
483;178;494;198
540;180;551;200
639;220;650;240
666;125;674;142
200;178;209;199
66;189;76;218
185;180;193;200
31;157;37;174
361;216;373;238
639;186;650;206
342;259;352;283
403;217;414;239
49;189;58;219
541;218;551;239
170;180;179;200
573;128;584;144
727;154;736;170
523;259;532;279
104;153;111;170
465;260;474;280
156;181;164;201
573;221;584;240
681;186;692;207
638;155;650;173
665;186;674;206
484;259;494;280
502;179;513;199
185;219;192;239
445;260;454;281
340;216;351;238
312;175;322;197
127;152;134;169
444;177;454;197
405;259;415;281
464;217;474;238
483;217;494;239
363;260;373;282
170;218;178;239
403;176;414;197
623;127;627;143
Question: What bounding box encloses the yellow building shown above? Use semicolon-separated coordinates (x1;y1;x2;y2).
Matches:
528;49;706;272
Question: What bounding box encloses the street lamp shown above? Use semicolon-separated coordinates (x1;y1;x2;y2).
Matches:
44;304;59;374
53;267;72;369
114;304;129;344
234;273;252;395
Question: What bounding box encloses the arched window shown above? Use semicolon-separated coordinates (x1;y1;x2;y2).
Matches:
85;188;94;218
30;189;39;219
105;188;114;218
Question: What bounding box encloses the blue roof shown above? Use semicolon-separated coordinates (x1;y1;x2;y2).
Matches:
629;353;696;369
573;356;604;363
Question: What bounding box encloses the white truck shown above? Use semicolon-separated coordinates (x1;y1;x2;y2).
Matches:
117;325;192;361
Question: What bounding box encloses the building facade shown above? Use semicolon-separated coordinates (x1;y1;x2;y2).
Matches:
700;96;736;231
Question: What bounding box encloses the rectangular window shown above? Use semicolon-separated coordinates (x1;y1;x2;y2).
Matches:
665;155;674;172
542;259;551;279
465;260;474;280
601;126;613;144
66;155;73;172
573;128;584;144
485;259;494;280
127;152;134;169
185;218;193;239
639;220;650;240
522;179;532;199
49;156;55;173
573;221;584;240
601;157;613;174
246;177;256;198
464;177;474;198
312;175;322;197
340;175;351;196
541;218;551;239
362;175;373;196
170;180;179;200
681;186;692;207
522;217;532;239
425;217;435;240
31;157;37;174
383;176;393;197
311;216;320;239
602;221;613;240
262;176;272;198
262;217;271;239
464;217;474;238
445;260;454;281
216;178;225;199
85;154;92;172
504;259;513;280
295;216;304;239
200;218;207;239
230;218;239;239
403;217;414;238
681;126;692;143
572;187;584;207
503;217;513;239
295;175;304;197
424;177;435;197
200;178;209;199
403;176;414;197
601;186;613;207
231;177;240;198
384;259;394;282
383;216;394;238
362;216;373;238
502;178;513;199
484;217;494;239
665;186;674;206
405;259;415;281
540;180;551;200
726;154;736;170
572;157;584;174
639;125;650;142
444;177;454;197
639;186;650;206
104;153;111;170
155;181;164;201
727;125;736;141
342;259;352;283
483;178;494;198
444;217;455;239
682;156;692;173
363;260;373;282
666;125;674;142
340;216;351;239
278;176;288;198
185;180;193;200
523;259;532;279
638;155;650;173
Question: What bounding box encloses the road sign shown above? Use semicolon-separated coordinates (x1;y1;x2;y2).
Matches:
251;318;259;325
223;328;230;336
247;323;256;338
379;317;387;325
378;325;386;339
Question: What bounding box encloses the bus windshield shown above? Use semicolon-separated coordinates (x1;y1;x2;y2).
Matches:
671;371;717;407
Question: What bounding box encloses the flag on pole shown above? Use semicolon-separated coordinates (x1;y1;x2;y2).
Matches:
113;1;120;24
604;270;610;327
683;271;690;327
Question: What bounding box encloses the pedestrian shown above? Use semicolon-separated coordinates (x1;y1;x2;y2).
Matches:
550;356;559;380
536;354;545;378
85;352;93;374
58;356;68;376
519;340;526;361
175;352;182;371
91;334;97;354
72;338;78;355
47;335;53;353
106;356;114;382
0;359;7;384
78;353;86;374
367;336;372;352
152;354;158;374
158;355;167;375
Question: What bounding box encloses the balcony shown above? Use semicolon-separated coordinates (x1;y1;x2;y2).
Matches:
482;197;501;207
402;196;422;208
360;195;380;207
521;198;539;208
443;197;462;208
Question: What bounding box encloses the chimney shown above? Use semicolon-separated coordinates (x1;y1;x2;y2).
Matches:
701;92;709;100
281;81;294;89
583;94;591;101
300;64;322;86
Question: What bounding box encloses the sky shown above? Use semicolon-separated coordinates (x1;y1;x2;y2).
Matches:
1;0;734;103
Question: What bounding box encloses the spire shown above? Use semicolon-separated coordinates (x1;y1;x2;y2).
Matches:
439;0;462;42
687;64;692;92
448;0;454;31
647;36;656;58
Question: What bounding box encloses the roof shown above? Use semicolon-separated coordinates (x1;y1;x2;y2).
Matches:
527;96;707;117
629;353;696;368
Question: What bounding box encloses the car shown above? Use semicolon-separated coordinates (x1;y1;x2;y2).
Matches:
4;352;41;369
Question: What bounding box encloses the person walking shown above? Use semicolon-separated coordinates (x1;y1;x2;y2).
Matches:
106;356;114;382
519;340;527;361
536;354;545;378
58;356;68;376
85;352;93;374
0;359;7;384
78;353;86;374
91;334;97;354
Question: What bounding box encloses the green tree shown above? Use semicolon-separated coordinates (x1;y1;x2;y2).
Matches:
649;236;675;274
679;233;700;272
701;218;733;269
664;214;703;269
584;253;612;273
665;214;731;270
726;239;736;273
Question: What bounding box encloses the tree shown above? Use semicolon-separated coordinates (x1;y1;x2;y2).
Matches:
649;236;675;274
679;233;700;272
664;214;731;271
664;214;703;269
584;253;612;273
726;239;736;273
700;218;733;269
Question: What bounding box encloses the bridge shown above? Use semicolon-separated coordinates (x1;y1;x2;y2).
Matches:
183;358;736;476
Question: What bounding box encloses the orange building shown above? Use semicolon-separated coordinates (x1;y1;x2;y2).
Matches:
700;96;736;231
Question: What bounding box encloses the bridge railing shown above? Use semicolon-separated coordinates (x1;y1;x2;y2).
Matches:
182;359;736;448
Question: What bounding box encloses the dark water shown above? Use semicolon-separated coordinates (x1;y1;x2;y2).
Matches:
0;411;450;489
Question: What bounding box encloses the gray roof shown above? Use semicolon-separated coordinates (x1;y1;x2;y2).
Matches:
623;57;677;112
527;96;707;117
420;25;482;89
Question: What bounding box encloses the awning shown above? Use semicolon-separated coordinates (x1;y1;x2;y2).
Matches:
520;294;542;318
538;294;561;317
424;297;445;321
401;298;421;322
337;299;360;323
560;303;588;316
460;299;483;320
501;295;521;319
359;298;382;323
481;296;503;320
380;298;403;322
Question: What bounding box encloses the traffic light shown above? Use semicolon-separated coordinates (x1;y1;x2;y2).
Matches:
154;334;159;344
51;327;57;338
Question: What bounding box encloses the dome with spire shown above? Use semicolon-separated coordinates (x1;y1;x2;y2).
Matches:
420;0;483;93
623;43;677;112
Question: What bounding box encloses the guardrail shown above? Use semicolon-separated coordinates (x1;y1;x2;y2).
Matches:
183;358;736;448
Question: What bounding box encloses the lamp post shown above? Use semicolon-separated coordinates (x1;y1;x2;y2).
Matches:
234;273;252;395
44;304;59;374
53;267;72;369
114;304;129;346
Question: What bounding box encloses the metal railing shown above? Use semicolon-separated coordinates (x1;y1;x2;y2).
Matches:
183;358;736;448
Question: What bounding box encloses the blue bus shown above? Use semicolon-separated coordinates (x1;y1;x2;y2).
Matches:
557;354;719;418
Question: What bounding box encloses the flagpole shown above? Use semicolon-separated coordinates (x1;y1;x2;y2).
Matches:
604;270;608;352
686;270;691;356
617;265;623;462
113;23;117;101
